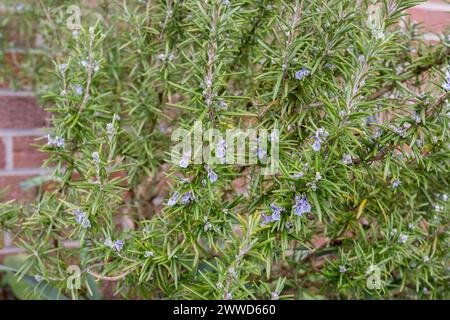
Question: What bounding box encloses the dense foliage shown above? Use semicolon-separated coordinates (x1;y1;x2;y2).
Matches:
0;0;449;299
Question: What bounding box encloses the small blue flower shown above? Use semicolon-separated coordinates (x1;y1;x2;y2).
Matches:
295;67;310;80
92;152;100;163
144;250;154;258
391;178;400;189
106;123;115;142
293;195;311;216
398;233;408;244
443;68;450;90
290;172;303;179
73;209;90;228
339;265;347;273
73;84;83;95
180;191;195;204
311;128;328;152
206;166;218;183
260;203;285;226
260;213;273;226
113;239;124;252
312;138;321;152
204;221;213;231
47;135;65;149
59;63;68;72
270;202;285;216
15;3;25;11
257;147;267;161
216;99;228;110
167;191;180;206
179;151;190;168
216;139;226;162
342;154;352;165
54;136;65;148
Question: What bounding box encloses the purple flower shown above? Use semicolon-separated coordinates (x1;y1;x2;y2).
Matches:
73;209;90;228
216;99;228;110
179;151;190;168
47;135;65;149
270;131;279;143
342;154;352;165
312;138;321;152
443;68;450;90
398;233;408;244
73;84;83;95
315;172;322;181
295;67;310;80
293;195;311;216
257;147;267;161
339;265;347;273
372;130;383;139
315;127;329;138
391;178;400;189
113;239;124;252
285;221;294;232
106;123;115;142
206;166;218;183
167;191;180;206
144;250;154;258
54;136;65;148
270;203;285;216
311;128;328;152
412;112;421;124
216;139;226;162
204;221;213;231
59;63;68;72
290;172;303;179
92;152;100;163
260;213;273;226
180;191;195;204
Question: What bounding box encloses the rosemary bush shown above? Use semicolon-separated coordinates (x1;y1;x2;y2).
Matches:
0;0;449;300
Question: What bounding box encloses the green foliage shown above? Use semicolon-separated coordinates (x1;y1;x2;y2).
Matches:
0;0;449;299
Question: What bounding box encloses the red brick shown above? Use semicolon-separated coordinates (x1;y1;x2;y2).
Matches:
408;8;450;33
0;96;48;129
0;139;5;169
0;175;38;201
13;136;47;168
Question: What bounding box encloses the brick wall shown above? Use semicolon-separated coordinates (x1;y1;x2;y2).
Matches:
0;1;449;202
0;90;50;200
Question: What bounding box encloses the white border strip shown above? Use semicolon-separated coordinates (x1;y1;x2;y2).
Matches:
0;89;34;97
0;128;44;137
3;136;13;170
0;168;52;177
